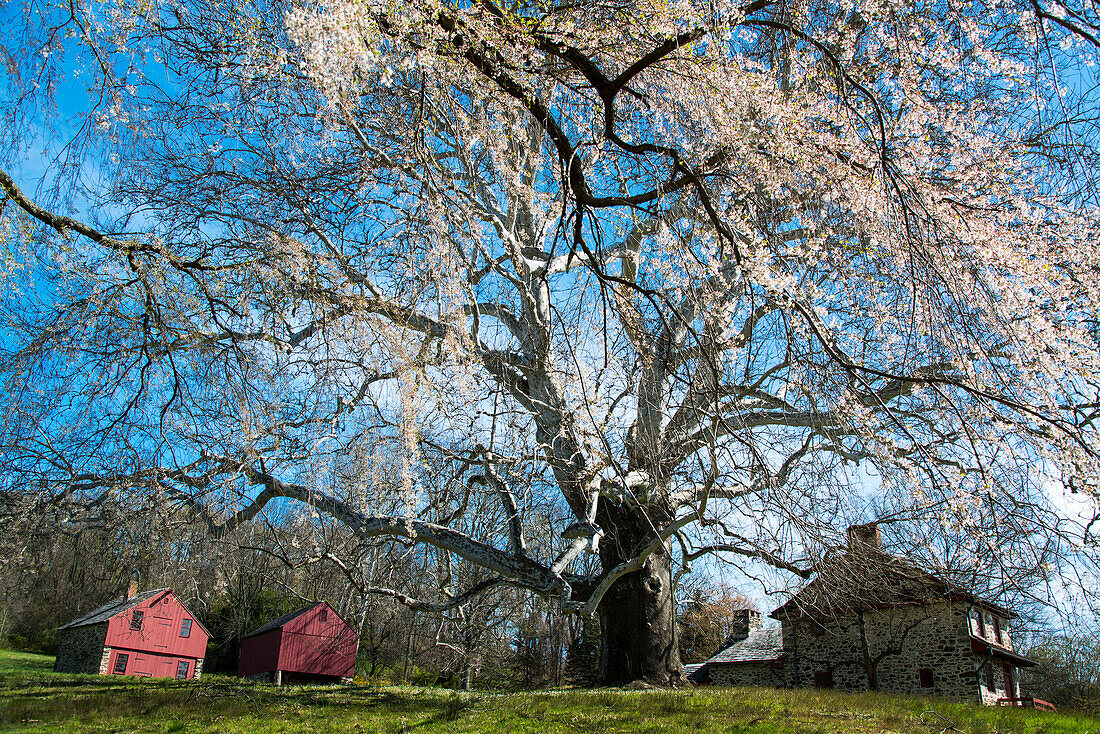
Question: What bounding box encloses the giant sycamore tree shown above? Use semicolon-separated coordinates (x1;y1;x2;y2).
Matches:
1;0;1099;685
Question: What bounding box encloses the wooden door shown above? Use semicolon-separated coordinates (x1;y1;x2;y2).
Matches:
1003;664;1016;699
152;617;173;652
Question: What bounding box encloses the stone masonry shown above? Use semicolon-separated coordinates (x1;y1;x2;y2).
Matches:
700;525;1031;704
53;623;109;674
705;611;788;688
783;602;978;699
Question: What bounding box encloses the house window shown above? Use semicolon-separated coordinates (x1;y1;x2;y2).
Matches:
814;670;833;689
180;619;192;638
176;660;189;679
319;608;328;622
130;610;144;631
113;653;129;674
971;608;985;637
992;617;1002;645
919;668;935;688
984;663;996;692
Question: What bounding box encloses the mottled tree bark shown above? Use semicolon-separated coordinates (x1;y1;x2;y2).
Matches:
596;506;684;686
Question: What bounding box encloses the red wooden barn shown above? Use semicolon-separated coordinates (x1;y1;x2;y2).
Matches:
237;601;358;684
55;585;209;679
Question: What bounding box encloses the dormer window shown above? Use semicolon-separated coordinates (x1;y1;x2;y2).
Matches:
991;616;1002;645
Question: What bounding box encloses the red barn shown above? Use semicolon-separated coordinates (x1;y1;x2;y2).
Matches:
237;601;357;684
55;585;209;679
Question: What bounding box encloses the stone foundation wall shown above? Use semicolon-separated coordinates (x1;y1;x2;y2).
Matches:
194;658;204;680
54;624;108;674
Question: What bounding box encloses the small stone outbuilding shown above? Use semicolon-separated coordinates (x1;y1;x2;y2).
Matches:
701;612;786;687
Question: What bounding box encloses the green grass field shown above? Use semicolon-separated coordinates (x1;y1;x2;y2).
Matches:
0;650;53;680
1;649;1098;734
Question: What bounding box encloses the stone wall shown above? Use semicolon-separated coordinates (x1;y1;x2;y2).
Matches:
709;661;789;688
54;623;108;674
782;602;981;701
868;603;977;700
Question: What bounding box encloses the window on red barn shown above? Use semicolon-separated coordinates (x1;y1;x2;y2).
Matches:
113;653;129;674
319;607;328;621
176;660;189;679
919;668;935;688
814;671;833;689
180;619;192;638
130;610;144;631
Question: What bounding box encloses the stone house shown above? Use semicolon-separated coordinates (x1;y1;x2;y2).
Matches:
54;584;209;679
698;524;1035;704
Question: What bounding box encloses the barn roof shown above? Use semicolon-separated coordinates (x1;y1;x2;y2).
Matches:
243;602;324;639
59;589;169;630
704;627;783;665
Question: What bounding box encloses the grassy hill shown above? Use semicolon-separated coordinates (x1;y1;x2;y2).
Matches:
1;649;1098;734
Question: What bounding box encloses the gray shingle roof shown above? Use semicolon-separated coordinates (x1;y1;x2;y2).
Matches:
769;551;1014;621
243;602;322;639
59;589;169;630
705;627;783;664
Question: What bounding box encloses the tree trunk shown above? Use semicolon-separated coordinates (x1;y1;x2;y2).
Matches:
595;506;684;686
857;611;879;691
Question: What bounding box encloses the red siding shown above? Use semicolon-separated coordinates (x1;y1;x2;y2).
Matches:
109;648;197;679
105;590;209;672
238;629;283;677
277;629;357;677
278;603;357;677
238;602;358;679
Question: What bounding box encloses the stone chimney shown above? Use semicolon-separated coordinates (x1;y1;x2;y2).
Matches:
847;523;883;553
126;577;138;600
723;609;763;647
